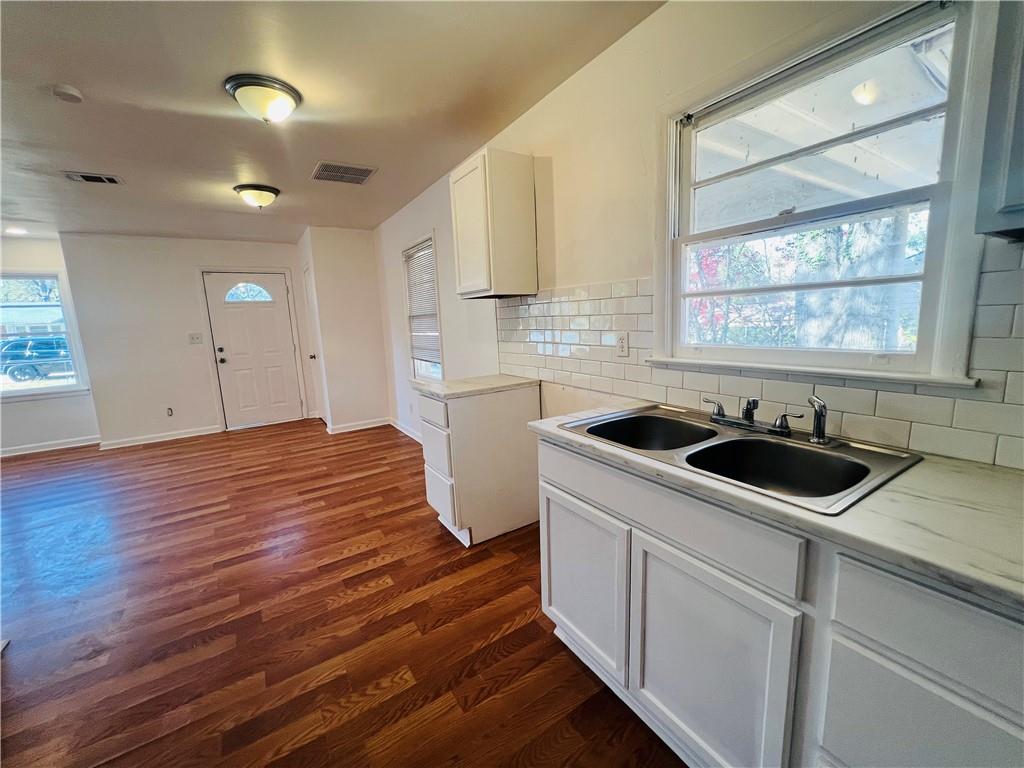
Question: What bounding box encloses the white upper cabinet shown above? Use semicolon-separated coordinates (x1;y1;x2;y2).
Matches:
450;147;537;298
977;0;1024;239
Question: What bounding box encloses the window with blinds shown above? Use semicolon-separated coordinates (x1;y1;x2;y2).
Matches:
404;238;443;380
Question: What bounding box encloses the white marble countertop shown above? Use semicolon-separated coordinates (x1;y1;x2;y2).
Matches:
529;404;1024;614
411;374;538;401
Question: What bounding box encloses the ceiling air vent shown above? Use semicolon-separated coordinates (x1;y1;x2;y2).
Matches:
64;171;123;184
311;161;376;185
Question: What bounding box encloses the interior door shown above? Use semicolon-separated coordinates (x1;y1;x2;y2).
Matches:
203;272;303;429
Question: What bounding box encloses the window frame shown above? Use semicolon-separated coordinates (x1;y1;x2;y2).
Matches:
403;235;444;382
655;1;994;386
0;268;92;400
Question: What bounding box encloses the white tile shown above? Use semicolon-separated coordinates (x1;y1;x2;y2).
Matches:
570;316;590;330
981;239;1023;272
995;436;1024;470
666;388;699;408
600;298;626;314
969;338;1024;371
977;270;1024;305
590;375;617;394
813;384;876;415
588;346;613;362
546;357;562;370
590;315;612;331
637;277;654;296
718;375;761;399
537;367;554;382
636;383;667;403
561;358;581;372
611;280;638;298
916;370;1006;402
601;362;625;379
612;315;638;331
762;379;814;405
651;368;683;388
624;364;653;383
841;413;911;448
973;305;1015;338
588;282;612;300
553;370;572;385
613;379;639;397
909;424;997;463
953;400;1024;436
624;296;653;314
580;360;602;376
1006;372;1024;405
875;391;954;426
629;331;653;349
637;314;654;331
683;371;718;393
571;373;591;389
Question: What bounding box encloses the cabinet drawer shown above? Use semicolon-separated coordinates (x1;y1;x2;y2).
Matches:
822;637;1022;768
421;421;453;476
538;442;805;599
833;556;1023;717
424;463;457;526
418;395;448;428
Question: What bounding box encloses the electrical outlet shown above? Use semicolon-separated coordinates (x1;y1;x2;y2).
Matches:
188;332;203;345
615;333;629;357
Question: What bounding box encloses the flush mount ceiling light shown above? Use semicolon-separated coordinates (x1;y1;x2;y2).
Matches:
224;74;302;123
233;184;280;209
851;80;880;106
4;226;28;236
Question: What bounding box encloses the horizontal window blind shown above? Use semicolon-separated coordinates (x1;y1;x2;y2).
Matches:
404;238;442;369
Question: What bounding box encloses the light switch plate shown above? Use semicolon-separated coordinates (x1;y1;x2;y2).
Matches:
188;332;203;345
615;333;629;357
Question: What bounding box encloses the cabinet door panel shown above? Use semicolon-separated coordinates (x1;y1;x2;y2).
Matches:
539;483;629;684
629;530;800;768
450;156;492;294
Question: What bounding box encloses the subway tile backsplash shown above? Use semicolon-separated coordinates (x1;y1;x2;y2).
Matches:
498;239;1024;468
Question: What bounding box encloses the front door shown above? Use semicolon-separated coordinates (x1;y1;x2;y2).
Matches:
203;272;303;429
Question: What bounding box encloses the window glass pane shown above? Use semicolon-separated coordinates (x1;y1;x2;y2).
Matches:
414;359;442;380
0;276;78;391
225;282;273;302
686;204;928;293
683;281;921;352
692;115;943;233
695;22;954;182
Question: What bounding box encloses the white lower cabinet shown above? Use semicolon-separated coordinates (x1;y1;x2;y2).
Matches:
629;530;801;768
539;483;629;684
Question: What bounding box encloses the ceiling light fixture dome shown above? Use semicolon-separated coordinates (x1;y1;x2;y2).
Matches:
224;74;302;123
851;80;880;106
233;184;280;209
4;227;28;236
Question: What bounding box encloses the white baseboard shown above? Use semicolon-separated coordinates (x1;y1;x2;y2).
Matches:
390;419;422;443
99;425;223;450
326;417;391;435
1;434;101;457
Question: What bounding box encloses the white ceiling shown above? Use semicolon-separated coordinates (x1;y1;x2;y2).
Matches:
1;1;659;243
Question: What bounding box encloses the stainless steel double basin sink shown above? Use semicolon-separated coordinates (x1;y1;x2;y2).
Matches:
559;405;921;515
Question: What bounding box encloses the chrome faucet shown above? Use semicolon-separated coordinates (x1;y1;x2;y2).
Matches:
808;395;830;444
702;396;802;437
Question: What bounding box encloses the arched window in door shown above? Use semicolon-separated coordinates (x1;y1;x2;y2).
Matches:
225;282;273;302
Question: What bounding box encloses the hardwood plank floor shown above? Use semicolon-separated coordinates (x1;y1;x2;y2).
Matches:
1;420;682;767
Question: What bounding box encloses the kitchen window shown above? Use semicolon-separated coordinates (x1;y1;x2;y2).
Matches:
665;4;985;382
0;273;87;396
404;237;443;380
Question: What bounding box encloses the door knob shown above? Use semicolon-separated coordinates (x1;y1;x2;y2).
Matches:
217;346;225;353
218;357;227;364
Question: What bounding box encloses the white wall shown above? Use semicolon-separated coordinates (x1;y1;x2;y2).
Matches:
375;176;499;439
0;237;101;454
299;226;391;433
61;233;316;448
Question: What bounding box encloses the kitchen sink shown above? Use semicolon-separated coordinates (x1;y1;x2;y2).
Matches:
685;438;870;497
586;414;717;451
559;405;921;515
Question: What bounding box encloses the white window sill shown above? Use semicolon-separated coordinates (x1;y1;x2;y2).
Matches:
1;386;93;403
646;356;979;389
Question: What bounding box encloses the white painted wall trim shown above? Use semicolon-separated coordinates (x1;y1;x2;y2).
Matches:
99;425;223;450
2;434;100;457
326;417;392;435
390;419;422;443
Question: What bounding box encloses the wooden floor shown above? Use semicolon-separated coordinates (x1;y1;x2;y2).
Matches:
1;420;682;767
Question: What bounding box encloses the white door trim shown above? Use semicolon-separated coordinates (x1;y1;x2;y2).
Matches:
199;267;309;429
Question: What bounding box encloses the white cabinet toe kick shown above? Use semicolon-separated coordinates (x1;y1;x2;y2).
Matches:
537;440;1024;768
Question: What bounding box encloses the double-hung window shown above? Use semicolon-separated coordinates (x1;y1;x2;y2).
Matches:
0;273;85;395
404;237;443;380
669;5;978;380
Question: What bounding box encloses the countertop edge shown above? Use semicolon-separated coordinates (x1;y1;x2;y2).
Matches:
411;375;539;401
